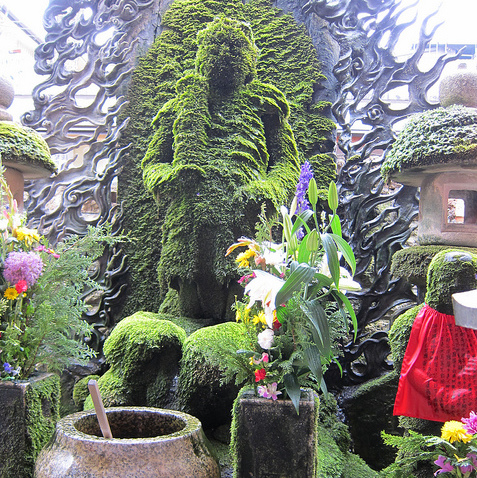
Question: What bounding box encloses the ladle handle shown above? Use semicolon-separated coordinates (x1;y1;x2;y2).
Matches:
88;379;113;438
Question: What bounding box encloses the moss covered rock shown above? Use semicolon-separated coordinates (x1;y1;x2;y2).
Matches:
118;0;335;320
425;249;477;315
0;121;56;176
72;374;100;409
84;312;186;410
381;105;477;182
0;373;60;478
177;321;249;429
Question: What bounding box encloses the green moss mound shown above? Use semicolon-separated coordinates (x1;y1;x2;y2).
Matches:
391;245;477;288
72;375;100;409
0;121;56;174
177;321;249;428
425;249;477;314
118;0;335;318
85;312;187;409
382;105;477;181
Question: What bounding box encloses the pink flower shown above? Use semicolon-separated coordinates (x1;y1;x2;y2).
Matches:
15;280;28;294
462;411;477;435
258;382;282;400
252;353;269;365
3;251;43;287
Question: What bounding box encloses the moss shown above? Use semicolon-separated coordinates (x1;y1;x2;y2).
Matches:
425;249;477;314
381;105;477;181
24;373;60;474
391;245;477;288
83;369;130;410
177;322;249;427
388;304;424;372
118;0;335;318
84;312;187;409
72;374;100;409
103;311;186;369
0;121;56;173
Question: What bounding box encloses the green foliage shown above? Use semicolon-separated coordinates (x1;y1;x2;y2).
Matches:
380;430;437;478
381;105;477;181
118;0;335;317
0;122;56;173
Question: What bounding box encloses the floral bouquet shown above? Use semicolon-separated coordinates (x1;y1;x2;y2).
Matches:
0;168;115;380
225;161;360;412
429;414;477;476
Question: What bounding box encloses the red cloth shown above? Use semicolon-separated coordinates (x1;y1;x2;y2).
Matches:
394;304;477;422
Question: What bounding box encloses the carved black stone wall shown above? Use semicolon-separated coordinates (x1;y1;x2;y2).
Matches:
22;0;461;380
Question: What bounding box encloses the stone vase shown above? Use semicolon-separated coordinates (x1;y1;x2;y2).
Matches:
34;407;220;478
0;373;60;478
231;388;318;478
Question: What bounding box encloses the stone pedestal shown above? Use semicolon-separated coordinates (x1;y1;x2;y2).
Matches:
231;388;318;478
0;373;60;478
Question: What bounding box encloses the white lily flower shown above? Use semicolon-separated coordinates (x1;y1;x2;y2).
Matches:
320;253;361;292
262;241;286;267
245;270;284;328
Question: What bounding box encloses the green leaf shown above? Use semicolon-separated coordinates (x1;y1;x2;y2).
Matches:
321;233;340;287
331;290;358;341
303;345;323;383
297;236;311;264
275;263;315;305
328;181;338;212
302;299;331;356
291;210;313;235
330;233;356;275
283;373;301;414
330;213;341;237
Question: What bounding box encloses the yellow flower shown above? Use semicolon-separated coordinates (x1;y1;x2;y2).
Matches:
252;311;267;326
236;248;256;268
4;287;19;300
15;227;40;246
235;307;250;323
441;420;473;443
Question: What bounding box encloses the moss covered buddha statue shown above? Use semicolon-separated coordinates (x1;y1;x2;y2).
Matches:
142;17;300;320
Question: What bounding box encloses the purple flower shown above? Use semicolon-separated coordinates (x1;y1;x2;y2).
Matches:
295;161;313;214
3;362;13;373
257;382;282;400
462;411;477;435
3;251;43;287
460;463;474;474
434;455;454;475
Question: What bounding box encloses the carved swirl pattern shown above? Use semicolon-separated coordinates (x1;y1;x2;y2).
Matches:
22;0;155;350
302;0;461;385
24;0;461;377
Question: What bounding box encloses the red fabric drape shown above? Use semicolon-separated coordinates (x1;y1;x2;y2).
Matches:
394;304;477;422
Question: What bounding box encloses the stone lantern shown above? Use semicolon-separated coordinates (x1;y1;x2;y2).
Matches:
381;70;477;248
0;77;56;211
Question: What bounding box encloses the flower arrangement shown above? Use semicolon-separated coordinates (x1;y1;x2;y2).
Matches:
429;414;477;476
0;169;116;380
225;161;360;412
382;413;477;477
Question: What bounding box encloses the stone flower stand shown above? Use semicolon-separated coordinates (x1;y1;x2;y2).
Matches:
231;388;319;478
35;407;220;477
0;373;60;478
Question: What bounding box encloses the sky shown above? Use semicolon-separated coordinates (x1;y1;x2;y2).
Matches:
1;0;477;45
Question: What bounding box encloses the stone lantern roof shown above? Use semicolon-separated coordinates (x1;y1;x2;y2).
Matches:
0;120;56;178
381;105;477;187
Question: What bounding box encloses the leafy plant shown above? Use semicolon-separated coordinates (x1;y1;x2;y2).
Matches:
225;161;359;412
0;169;118;379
